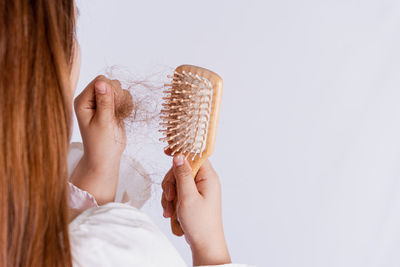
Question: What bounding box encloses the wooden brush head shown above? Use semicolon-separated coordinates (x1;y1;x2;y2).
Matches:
160;65;223;174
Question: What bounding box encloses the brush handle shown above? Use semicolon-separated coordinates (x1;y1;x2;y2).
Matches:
170;158;204;236
170;210;184;236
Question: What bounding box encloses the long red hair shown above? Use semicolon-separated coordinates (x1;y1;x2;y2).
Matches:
0;0;75;266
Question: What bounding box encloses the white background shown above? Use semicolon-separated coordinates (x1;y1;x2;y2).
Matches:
73;1;400;266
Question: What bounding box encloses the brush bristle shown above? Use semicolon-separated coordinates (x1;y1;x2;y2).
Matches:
159;70;213;160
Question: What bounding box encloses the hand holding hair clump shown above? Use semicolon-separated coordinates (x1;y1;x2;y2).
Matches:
71;75;133;204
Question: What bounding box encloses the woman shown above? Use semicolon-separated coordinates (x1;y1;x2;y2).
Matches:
0;1;250;266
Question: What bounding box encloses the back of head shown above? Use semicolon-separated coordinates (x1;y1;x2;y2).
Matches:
0;0;75;266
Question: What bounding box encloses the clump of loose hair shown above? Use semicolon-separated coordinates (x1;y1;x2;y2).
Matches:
105;66;169;132
114;87;134;123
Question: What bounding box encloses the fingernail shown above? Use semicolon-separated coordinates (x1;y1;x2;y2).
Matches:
95;82;107;94
173;154;184;167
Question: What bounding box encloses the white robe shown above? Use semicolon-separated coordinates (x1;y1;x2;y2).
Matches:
69;203;252;267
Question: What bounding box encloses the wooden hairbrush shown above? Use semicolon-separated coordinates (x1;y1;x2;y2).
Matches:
160;65;223;236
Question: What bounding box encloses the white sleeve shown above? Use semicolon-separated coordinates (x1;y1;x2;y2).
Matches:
69;203;187;267
67;182;98;210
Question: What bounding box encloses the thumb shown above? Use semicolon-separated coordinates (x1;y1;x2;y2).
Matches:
173;154;199;200
94;80;114;123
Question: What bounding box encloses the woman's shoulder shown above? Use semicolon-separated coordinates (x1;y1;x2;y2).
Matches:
69;202;187;267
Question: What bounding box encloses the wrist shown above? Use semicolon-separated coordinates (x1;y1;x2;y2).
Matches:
81;151;122;172
70;154;121;205
190;232;231;266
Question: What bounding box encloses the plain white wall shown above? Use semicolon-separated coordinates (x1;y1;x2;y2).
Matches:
73;1;400;266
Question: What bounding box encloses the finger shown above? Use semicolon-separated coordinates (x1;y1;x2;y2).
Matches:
172;154;199;200
94;80;115;124
110;79;122;89
111;80;123;103
74;76;104;126
163;183;176;202
195;159;221;197
195;160;218;182
162;169;176;201
165;201;173;218
161;194;173;218
167;184;176;201
161;195;168;217
161;193;167;209
161;168;175;191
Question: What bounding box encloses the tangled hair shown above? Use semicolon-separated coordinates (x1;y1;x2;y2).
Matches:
114;88;134;123
105;66;165;126
105;66;172;189
0;0;75;266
